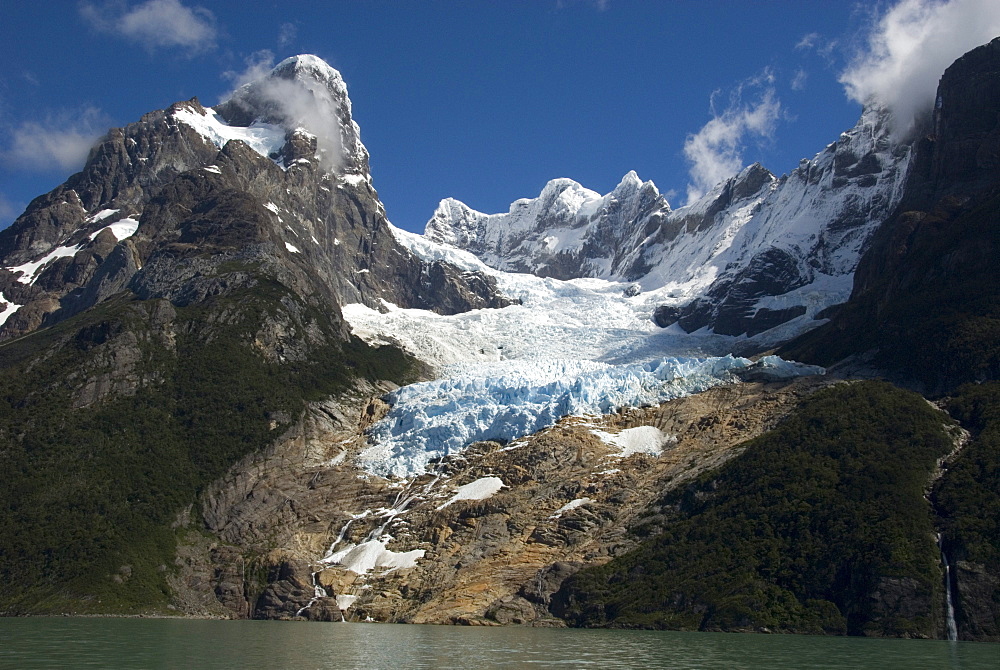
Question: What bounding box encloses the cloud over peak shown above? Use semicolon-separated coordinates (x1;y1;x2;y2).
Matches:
840;0;1000;138
683;71;781;205
1;106;109;173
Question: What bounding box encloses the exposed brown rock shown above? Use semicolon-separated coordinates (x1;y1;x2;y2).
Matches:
173;375;832;624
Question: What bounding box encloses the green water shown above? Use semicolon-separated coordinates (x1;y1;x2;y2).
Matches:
0;618;996;669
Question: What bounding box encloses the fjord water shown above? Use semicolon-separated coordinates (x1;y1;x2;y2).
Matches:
1;619;996;669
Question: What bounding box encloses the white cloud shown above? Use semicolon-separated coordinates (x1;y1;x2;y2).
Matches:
222;50;276;94
278;22;297;49
80;0;217;54
796;32;821;50
1;106;109;172
683;71;781;205
791;68;808;91
254;76;347;173
840;0;1000;138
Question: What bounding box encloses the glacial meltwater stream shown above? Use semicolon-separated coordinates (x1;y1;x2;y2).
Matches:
1;618;996;669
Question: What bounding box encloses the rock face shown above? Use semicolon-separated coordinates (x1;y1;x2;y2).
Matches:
426;106;911;339
784;36;1000;391
0;55;510;342
171;376;829;623
953;561;1000;641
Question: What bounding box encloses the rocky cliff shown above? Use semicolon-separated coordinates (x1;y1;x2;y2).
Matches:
784;36;1000;392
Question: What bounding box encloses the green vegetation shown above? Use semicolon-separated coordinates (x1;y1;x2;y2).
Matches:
935;382;1000;639
556;382;955;636
0;285;417;614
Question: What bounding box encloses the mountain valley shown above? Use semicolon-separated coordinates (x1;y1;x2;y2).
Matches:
0;40;998;643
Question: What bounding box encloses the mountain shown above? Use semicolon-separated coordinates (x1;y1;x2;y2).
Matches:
0;55;509;343
0;43;997;642
0;54;508;612
783;37;1000;392
426;104;910;339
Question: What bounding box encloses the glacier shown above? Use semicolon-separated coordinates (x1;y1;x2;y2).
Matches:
341;105;912;480
359;355;823;478
347;222;827;479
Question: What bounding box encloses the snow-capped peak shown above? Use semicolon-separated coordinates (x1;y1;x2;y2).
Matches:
423;172;670;280
213;54;369;177
422;101;911;338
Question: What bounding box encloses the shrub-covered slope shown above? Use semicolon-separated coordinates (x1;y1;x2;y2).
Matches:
0;282;417;614
553;382;957;637
935;382;1000;641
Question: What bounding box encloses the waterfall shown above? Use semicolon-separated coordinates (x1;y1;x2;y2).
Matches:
294;571;326;618
938;534;959;641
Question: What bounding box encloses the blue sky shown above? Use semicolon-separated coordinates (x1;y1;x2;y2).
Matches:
2;1;1000;233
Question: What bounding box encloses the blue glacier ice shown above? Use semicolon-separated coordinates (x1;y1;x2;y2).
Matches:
359;355;823;478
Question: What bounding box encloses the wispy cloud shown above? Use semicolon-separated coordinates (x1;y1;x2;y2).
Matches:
555;0;610;10
0;193;24;227
80;0;217;54
278;22;297;49
223;55;349;173
791;68;808;91
796;32;821;51
683;71;781;205
1;106;109;172
840;0;1000;138
796;31;839;66
222;50;276;95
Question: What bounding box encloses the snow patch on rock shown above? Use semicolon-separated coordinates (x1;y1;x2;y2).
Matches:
321;539;424;575
6;244;80;285
550;498;593;519
173;106;286;163
0;293;21;326
592;426;674;458
437;477;505;509
89;217;139;242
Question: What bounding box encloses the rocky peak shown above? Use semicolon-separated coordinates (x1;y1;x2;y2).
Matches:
215;54;369;176
784;36;1000;391
0;55;509;341
423;172;671;280
905;36;1000;209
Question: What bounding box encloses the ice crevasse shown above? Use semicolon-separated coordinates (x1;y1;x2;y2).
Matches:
359;355;823;478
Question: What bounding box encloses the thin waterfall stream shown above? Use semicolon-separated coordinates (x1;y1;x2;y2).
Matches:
938;533;959;641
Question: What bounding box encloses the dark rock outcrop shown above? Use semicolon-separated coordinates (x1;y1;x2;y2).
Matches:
677;247;807;336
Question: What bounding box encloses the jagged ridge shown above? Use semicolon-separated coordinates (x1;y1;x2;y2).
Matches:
426;105;911;339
